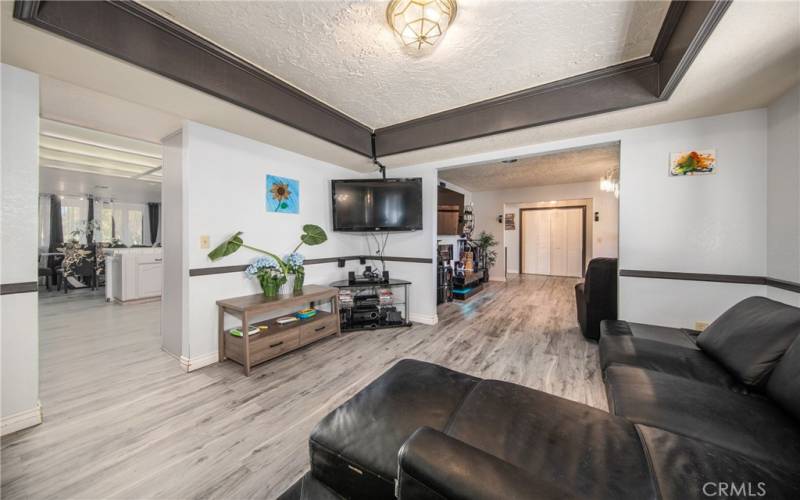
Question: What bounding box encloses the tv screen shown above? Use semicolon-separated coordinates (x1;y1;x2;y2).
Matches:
332;178;423;231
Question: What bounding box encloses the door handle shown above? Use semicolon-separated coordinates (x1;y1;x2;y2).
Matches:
314;325;326;332
269;341;284;348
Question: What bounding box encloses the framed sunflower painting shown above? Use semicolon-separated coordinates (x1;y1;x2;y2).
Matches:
669;149;717;176
266;175;299;214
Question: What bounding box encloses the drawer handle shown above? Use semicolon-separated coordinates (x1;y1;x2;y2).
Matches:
314;325;326;332
269;341;284;348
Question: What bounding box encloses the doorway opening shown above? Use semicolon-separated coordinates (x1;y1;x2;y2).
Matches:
520;205;586;277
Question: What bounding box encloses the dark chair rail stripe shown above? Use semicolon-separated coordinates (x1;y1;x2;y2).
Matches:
189;256;432;277
619;270;800;294
1;282;39;295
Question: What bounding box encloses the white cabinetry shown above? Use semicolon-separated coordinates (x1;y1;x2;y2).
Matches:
105;248;163;303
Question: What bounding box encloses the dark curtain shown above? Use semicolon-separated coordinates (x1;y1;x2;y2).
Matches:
86;196;94;247
48;194;64;269
147;202;160;245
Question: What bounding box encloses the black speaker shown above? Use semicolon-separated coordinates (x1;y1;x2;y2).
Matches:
348;271;356;284
382;270;390;281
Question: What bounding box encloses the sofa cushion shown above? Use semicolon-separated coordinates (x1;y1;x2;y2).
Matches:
637;425;800;500
605;365;800;468
601;320;699;349
309;359;480;500
697;296;800;387
445;379;656;500
766;335;800;421
599;335;736;388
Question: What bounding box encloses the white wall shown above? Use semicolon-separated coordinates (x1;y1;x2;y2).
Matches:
368;165;439;324
404;108;778;328
160;131;187;358
766;84;800;306
165;122;368;367
472;181;618;274
1;64;41;434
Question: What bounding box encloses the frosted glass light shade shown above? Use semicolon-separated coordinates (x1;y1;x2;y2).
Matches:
387;0;457;50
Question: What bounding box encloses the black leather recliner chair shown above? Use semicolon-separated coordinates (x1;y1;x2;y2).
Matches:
575;257;618;341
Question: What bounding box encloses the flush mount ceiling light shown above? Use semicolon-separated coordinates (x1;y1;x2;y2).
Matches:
387;0;457;50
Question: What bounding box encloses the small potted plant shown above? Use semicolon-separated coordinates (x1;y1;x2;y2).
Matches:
246;256;286;298
476;231;498;282
208;224;327;298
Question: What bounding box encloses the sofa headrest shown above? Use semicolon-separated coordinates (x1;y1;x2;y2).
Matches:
697;296;800;388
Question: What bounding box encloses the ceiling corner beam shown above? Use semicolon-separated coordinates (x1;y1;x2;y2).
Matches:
373;0;731;157
13;0;374;157
13;0;730;161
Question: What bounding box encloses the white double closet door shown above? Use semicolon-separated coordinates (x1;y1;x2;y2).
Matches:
521;208;584;277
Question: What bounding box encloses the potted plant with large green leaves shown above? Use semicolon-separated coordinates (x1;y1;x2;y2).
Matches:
283;224;327;293
207;225;327;298
476;231;498;282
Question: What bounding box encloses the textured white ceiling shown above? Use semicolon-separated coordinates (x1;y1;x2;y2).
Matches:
439;142;619;191
382;0;800;169
142;0;670;128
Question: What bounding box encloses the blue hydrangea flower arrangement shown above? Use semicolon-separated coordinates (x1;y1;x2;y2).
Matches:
207;224;328;297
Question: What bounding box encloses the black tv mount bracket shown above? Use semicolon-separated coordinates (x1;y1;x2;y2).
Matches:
371;133;387;179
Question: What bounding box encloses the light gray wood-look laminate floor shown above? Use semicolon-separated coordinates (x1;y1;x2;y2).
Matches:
2;274;605;499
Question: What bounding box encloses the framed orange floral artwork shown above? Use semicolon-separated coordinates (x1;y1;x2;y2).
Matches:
669;149;717;176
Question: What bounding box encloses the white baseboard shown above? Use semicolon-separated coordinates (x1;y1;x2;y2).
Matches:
1;402;42;436
410;312;438;325
489;275;506;282
179;351;219;372
507;269;519;274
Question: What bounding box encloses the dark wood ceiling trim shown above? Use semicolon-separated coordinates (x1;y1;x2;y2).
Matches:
13;0;373;157
655;0;732;98
374;58;660;156
373;0;730;157
13;0;730;159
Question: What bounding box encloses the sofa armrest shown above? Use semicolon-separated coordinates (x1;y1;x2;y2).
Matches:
397;427;577;500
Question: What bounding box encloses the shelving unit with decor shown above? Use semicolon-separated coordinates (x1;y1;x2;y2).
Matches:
216;285;340;376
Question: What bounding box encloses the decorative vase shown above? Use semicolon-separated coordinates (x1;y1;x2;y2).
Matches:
259;275;280;298
279;274;296;296
293;269;305;294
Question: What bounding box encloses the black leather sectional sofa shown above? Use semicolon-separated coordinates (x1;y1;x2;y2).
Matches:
279;296;800;499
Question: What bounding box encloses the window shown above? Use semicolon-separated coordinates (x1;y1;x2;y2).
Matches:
60;197;87;243
128;209;143;245
108;203;148;246
99;207;114;243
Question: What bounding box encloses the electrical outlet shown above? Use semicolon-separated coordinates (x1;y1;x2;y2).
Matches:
200;235;210;249
694;321;709;331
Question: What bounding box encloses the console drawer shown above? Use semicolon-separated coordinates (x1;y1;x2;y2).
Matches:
300;315;338;345
226;327;300;366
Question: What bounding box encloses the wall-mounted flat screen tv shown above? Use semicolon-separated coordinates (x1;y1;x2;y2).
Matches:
331;178;423;231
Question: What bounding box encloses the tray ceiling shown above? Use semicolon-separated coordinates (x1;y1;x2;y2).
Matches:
141;0;670;129
439;142;620;191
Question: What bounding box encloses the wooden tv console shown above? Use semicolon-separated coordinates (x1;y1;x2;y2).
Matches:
216;285;341;376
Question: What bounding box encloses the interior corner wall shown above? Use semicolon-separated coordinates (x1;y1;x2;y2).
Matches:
369;165;439;324
178;121;369;367
160;130;187;358
413;108;773;328
618;109;768;327
766;84;800;307
1;64;41;434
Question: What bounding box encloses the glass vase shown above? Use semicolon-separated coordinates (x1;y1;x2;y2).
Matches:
293;269;305;294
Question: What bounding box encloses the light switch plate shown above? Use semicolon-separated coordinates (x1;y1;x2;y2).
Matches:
694;321;709;331
200;235;210;249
